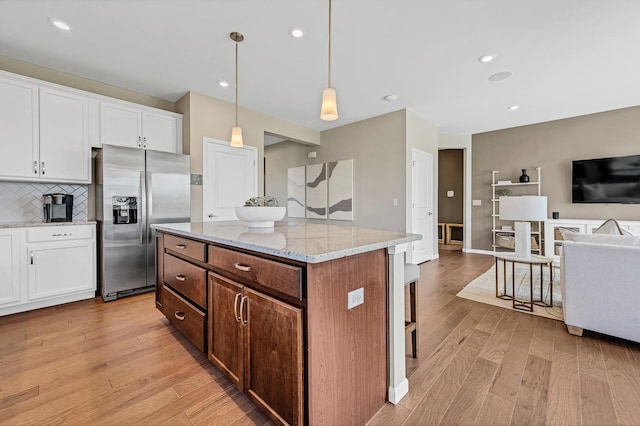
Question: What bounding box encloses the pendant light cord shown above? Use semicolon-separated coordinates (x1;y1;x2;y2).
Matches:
328;0;332;88
235;40;239;126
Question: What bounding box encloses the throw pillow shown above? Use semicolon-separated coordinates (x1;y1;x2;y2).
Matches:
560;229;640;247
593;218;631;235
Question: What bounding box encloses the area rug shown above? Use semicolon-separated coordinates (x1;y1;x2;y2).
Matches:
456;264;564;321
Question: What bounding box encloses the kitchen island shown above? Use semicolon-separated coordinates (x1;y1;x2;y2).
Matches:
152;221;420;425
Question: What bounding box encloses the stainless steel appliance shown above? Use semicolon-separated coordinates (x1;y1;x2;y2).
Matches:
96;144;190;301
43;193;74;222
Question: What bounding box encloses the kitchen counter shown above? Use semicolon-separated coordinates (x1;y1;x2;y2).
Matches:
0;221;97;229
154;220;420;424
150;221;420;263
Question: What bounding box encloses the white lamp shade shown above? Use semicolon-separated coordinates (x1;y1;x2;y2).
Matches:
320;87;338;121
230;126;243;147
499;196;547;221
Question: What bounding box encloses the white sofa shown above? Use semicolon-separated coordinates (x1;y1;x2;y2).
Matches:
561;239;640;343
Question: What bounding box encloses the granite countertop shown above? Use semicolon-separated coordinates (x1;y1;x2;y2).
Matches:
151;221;421;263
0;221;97;229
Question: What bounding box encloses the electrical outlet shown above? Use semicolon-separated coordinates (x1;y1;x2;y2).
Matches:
392;198;398;206
347;287;364;309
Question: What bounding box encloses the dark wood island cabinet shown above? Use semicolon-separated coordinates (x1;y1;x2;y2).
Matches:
153;221;420;425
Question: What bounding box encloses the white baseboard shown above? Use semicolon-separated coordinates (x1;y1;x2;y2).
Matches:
463;248;494;256
388;378;409;404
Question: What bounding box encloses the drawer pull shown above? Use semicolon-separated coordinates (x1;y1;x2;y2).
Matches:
239;296;248;326
234;293;242;322
175;274;186;281
175;244;187;249
234;263;251;272
174;311;185;321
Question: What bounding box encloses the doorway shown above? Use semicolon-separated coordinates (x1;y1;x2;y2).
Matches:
438;149;464;251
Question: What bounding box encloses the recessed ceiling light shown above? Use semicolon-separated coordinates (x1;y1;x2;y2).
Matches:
218;80;229;88
49;18;72;31
478;54;496;63
488;71;512;82
508;105;520;111
383;94;398;101
289;27;304;38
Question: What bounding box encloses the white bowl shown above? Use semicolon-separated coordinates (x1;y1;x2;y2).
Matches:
235;206;286;228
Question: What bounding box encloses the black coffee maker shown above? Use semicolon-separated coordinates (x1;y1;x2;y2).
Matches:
43;193;74;222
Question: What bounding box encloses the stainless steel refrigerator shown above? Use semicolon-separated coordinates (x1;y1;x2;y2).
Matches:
96;144;190;301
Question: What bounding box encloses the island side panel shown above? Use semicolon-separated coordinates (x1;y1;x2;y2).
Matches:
306;248;387;425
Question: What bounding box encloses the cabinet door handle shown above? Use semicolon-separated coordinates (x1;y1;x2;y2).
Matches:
41;161;45;175
239;296;248;326
175;274;186;281
30;251;34;265
138;136;142;147
234;263;251;272
175;244;186;249
233;293;242;322
33;161;38;174
174;311;185;321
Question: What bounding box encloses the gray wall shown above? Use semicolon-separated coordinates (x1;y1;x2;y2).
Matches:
263;111;407;232
312;111;407;232
472;105;640;250
264;140;310;209
438;149;463;224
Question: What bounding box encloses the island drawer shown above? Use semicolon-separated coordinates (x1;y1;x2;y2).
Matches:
208;245;302;300
160;285;205;352
164;234;206;262
163;253;206;309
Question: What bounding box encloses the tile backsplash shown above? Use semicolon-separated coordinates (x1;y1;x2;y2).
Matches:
0;182;88;223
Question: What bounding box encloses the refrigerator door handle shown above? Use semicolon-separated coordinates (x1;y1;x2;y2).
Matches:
140;171;146;246
146;171;153;244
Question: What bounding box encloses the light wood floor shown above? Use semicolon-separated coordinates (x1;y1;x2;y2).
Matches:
2;250;640;425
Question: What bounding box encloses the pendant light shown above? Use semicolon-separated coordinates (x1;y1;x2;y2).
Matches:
230;31;244;147
320;0;338;121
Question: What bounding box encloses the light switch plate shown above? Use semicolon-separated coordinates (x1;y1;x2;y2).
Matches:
348;287;364;309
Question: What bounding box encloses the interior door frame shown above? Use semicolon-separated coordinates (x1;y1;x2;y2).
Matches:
202;137;258;222
438;135;471;251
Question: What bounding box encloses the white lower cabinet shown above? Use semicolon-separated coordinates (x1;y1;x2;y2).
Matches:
0;229;22;307
0;224;96;316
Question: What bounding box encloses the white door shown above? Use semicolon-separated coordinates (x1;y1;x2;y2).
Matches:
203;138;257;221
39;88;90;183
410;149;434;264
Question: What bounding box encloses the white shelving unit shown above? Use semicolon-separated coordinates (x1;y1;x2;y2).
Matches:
491;167;543;255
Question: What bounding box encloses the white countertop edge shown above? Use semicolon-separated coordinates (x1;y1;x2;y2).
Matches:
152;223;420;264
0;221;97;229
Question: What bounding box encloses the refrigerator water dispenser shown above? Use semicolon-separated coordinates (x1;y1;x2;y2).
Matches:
112;196;138;224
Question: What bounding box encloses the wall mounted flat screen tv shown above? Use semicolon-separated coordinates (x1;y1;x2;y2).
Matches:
572;154;640;204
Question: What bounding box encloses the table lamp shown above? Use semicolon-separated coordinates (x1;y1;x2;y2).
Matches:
499;195;547;258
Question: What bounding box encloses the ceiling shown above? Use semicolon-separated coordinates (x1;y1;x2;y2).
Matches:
2;0;640;135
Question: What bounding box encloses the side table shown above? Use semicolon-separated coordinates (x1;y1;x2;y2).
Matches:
494;253;554;312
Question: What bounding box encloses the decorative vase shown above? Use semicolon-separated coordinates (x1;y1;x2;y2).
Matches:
519;169;530;183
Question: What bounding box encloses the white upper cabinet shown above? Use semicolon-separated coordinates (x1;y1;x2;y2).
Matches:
100;100;181;153
39;88;90;183
0;72;90;183
0;75;39;180
142;110;179;153
100;101;142;149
